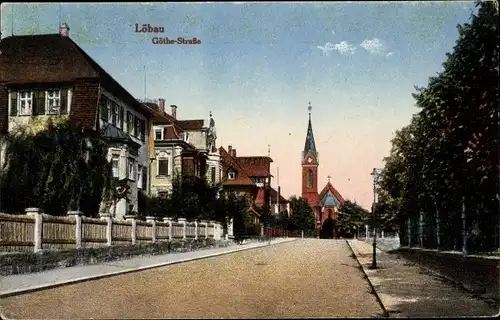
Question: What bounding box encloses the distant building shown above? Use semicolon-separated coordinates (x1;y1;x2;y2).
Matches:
0;24;155;219
219;145;273;224
143;99;222;198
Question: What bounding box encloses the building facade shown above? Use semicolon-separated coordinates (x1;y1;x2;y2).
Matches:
0;24;154;219
145;99;222;197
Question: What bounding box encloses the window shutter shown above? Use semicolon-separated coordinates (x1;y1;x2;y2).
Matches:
60;88;68;114
142;166;148;190
33;90;46;115
100;95;108;121
119;107;124;129
9;91;18;116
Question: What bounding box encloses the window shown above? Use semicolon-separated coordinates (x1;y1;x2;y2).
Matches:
157;158;169;176
155;128;163;140
307;170;313;188
158;191;168;199
128;204;134;214
135;117;140;138
184;132;189;142
137;164;143;188
10;91;18;116
46;90;60;115
139;120;146;141
142;166;148;191
111;155;120;178
128;158;136;181
211;167;216;184
118;106;124;129
127;112;133;134
111;102;118;125
100;96;109;121
19;91;33;115
228;169;236;180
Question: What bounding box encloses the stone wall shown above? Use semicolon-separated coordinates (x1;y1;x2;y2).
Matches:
395;247;499;303
0;238;231;276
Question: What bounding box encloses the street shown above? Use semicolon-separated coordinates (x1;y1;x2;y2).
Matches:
0;239;384;319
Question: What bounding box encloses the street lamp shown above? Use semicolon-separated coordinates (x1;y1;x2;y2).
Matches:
370;168;381;269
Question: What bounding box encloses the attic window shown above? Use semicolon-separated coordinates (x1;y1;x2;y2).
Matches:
228;169;236;180
155;128;163;140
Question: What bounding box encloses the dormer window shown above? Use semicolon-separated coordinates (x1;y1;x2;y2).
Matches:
155;127;163;140
228;168;236;180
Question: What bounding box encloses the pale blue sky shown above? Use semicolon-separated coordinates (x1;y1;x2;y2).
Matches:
0;2;478;209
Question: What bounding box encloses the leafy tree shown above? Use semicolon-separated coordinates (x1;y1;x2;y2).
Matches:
0;119;116;217
337;200;370;238
289;196;315;232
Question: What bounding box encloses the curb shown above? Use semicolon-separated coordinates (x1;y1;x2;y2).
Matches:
346;240;389;318
0;238;298;299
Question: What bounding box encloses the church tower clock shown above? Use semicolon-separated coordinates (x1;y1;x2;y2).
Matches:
301;102;320;223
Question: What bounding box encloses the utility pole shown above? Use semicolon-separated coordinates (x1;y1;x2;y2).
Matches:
370;168;381;269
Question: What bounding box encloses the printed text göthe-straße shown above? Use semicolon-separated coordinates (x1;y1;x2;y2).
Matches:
135;23;201;44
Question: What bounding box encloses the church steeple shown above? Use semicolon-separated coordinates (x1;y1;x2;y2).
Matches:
303;102;317;159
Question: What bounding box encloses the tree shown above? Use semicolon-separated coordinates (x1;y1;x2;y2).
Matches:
379;1;499;252
289;196;315;232
0;119;115;217
337;200;370;238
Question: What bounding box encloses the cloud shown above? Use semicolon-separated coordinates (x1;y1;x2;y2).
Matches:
386;52;394;57
317;41;355;56
360;38;386;55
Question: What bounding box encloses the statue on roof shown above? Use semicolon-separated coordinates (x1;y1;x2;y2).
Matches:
207;111;217;153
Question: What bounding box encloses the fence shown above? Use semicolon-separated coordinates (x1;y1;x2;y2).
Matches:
0;208;224;253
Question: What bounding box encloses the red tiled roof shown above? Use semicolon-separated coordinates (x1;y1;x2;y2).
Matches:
219;147;255;185
318;182;345;206
269;187;287;204
177;120;205;131
236;156;273;177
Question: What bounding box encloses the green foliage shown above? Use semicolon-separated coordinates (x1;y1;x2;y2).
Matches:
289;196;315;231
338;200;370;238
378;2;499;252
0;120;116;217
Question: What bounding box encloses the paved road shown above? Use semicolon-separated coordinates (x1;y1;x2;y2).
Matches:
0;239;384;319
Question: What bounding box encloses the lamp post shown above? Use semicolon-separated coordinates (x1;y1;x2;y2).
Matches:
370;168;381;269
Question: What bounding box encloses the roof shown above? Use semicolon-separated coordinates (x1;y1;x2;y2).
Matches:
236;156;273;177
303;114;317;159
269;187;288;204
0;34;154;127
219;147;255;185
318;182;345;207
176;120;205;131
100;122;140;148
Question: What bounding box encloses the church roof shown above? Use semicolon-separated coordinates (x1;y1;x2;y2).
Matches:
303;108;317;159
319;182;345;207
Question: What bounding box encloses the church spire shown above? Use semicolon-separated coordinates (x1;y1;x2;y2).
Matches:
303;102;317;159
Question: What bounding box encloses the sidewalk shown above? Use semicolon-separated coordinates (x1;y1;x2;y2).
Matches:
347;239;498;318
0;238;297;298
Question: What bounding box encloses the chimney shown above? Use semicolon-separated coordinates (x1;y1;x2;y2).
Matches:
171;105;177;119
228;145;232;156
232;149;236;158
60;23;70;37
158;98;165;113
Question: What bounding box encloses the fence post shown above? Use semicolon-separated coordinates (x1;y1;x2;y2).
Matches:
227;218;234;239
260;224;264;237
164;218;173;240
68;211;83;249
365;224;368;239
462;198;467;255
419;210;424;248
201;220;208;239
26;208;43;252
436;208;440;249
194;220;198;240
100;213;113;246
125;215;137;245
146;216;156;243
381;230;384;239
178;218;187;240
209;220;216;239
407;217;411;247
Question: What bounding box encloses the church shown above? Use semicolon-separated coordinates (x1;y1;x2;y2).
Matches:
301;103;345;238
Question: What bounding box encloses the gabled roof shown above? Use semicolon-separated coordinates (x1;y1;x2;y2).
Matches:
236;156;273;177
0;34;153;118
303;114;317;159
219;147;255;185
269;187;288;204
318;182;345;206
177;120;205;131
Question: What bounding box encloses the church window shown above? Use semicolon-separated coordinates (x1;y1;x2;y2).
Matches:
307;170;313;188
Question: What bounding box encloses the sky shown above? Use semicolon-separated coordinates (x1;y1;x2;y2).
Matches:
1;2;479;210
